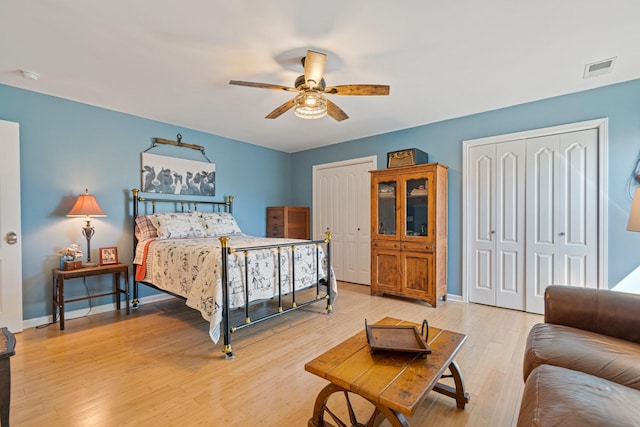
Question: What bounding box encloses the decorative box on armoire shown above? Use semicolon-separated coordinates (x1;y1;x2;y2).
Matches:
266;206;310;239
370;163;448;307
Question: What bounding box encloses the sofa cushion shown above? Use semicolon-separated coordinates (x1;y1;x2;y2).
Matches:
523;323;640;390
518;364;640;427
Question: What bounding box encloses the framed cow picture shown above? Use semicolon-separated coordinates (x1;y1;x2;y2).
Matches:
141;152;215;196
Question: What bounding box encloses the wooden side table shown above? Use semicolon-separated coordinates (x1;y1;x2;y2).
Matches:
0;327;16;427
52;263;130;330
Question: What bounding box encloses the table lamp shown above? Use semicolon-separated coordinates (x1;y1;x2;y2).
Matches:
66;189;106;267
627;188;640;232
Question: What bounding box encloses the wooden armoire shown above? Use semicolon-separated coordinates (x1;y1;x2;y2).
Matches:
370;163;448;306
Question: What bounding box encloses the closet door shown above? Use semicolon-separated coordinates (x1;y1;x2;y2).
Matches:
525;129;598;313
344;162;371;284
314;157;374;285
495;141;526;310
468;141;525;309
316;167;345;280
468;144;496;305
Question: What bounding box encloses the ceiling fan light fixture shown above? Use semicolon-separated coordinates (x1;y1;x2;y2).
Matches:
294;91;327;119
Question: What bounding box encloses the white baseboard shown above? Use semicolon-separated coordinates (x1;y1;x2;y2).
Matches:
23;293;173;330
445;293;463;303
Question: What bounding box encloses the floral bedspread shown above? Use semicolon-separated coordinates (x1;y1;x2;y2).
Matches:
136;235;335;343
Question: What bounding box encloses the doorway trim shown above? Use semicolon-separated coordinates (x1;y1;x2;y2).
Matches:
461;118;608;304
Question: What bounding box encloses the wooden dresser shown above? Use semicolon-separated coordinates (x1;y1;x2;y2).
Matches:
266;206;310;239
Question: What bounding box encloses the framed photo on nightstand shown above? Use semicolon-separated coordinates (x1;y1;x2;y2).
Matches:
99;247;118;265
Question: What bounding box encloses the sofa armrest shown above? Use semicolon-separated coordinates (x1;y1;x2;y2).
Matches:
544;285;640;344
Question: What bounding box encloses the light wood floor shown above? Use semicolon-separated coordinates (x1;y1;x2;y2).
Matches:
9;282;541;427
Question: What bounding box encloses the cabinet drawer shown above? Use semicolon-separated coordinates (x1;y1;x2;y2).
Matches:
401;241;435;252
372;241;400;250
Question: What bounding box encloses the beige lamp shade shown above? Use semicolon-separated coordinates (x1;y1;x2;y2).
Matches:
627;188;640;231
66;189;106;217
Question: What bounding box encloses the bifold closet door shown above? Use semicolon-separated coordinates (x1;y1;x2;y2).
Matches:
315;158;373;285
525;129;598;314
468;141;525;310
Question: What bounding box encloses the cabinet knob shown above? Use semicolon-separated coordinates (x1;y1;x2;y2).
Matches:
559;232;565;236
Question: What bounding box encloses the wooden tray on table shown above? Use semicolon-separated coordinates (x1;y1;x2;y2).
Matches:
365;319;432;355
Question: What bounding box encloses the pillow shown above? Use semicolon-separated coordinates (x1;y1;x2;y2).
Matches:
150;212;205;239
196;212;242;236
134;215;158;241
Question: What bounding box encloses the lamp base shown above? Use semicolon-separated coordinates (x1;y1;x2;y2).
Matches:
82;262;98;268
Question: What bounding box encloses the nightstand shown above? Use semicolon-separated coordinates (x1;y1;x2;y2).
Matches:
52;263;130;330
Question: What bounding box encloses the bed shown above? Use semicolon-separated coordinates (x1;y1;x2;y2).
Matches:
131;189;335;358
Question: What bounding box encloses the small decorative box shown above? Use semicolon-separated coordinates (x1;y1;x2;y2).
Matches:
63;260;82;271
387;148;429;168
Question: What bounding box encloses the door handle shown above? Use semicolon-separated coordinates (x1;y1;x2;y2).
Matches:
5;231;18;245
559;232;566;236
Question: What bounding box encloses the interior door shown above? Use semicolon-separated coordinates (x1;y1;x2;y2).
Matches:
344;162;371;284
468;141;525;309
315;167;344;280
0;120;23;332
313;157;375;285
468;144;496;305
495;141;526;310
525;129;598;313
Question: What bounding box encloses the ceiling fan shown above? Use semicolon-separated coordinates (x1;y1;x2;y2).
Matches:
229;50;390;121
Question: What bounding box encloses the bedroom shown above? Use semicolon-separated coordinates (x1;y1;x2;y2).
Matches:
2;1;640;425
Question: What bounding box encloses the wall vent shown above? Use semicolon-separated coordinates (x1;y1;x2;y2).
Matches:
583;57;617;79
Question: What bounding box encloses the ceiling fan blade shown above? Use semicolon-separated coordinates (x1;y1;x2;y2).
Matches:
326;99;349;122
324;84;390;96
303;50;326;88
229;80;297;92
265;98;296;119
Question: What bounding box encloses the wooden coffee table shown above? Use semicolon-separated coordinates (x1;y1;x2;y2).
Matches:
305;317;469;427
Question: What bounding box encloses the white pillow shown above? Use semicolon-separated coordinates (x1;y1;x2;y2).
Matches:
196;212;242;236
150;212;205;239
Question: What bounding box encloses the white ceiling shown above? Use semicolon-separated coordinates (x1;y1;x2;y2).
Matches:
2;1;639;153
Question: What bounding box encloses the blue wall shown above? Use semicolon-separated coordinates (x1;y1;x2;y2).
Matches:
2;78;640;322
291;78;640;296
0;84;292;320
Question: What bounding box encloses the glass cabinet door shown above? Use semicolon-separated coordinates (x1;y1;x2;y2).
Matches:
377;180;397;235
405;177;428;237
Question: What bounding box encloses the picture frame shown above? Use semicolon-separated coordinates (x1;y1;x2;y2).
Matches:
99;247;118;265
141;152;215;196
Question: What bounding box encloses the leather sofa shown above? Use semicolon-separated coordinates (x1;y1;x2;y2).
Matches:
517;285;640;426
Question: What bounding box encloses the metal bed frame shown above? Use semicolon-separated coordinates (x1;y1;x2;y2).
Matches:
131;189;333;358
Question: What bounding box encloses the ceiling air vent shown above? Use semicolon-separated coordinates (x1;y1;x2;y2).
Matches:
583;57;617;79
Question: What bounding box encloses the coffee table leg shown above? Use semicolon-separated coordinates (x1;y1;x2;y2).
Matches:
308;382;410;427
433;360;470;409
